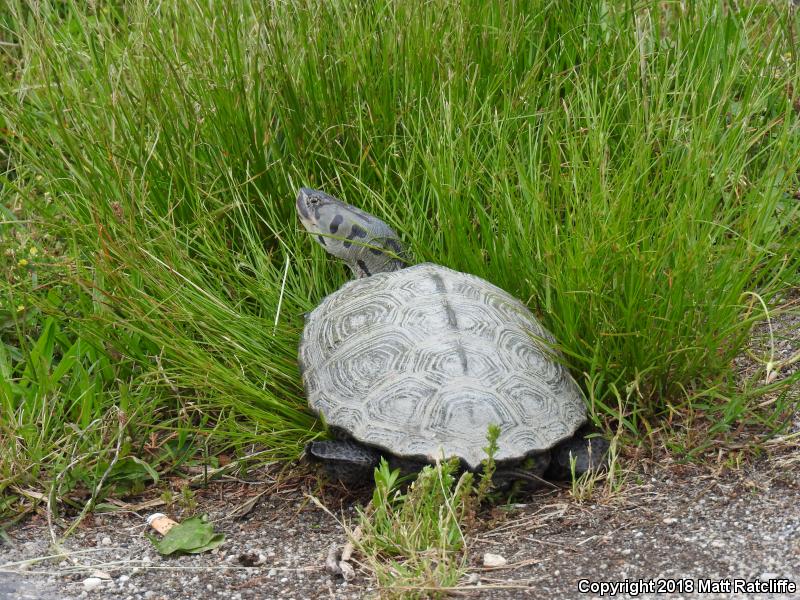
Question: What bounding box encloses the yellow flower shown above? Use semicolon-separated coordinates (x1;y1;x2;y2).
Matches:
17;258;28;267
17;305;25;312
29;247;38;256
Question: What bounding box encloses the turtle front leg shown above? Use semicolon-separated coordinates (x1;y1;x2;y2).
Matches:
546;430;610;481
305;440;381;486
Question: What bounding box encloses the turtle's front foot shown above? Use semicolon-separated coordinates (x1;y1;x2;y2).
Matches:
305;440;381;486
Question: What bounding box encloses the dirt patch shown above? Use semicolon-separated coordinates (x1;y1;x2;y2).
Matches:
469;450;799;599
1;475;372;600
2;450;799;600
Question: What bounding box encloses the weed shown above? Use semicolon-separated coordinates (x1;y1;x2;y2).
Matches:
353;459;469;598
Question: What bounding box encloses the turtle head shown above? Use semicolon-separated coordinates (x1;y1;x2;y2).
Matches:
296;187;407;278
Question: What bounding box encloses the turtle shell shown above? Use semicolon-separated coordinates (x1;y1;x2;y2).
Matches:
298;263;586;469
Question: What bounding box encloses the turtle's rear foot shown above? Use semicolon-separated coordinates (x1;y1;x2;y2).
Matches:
305;440;381;486
546;431;610;481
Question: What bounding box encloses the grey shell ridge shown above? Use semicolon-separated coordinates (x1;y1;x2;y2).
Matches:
298;263;586;469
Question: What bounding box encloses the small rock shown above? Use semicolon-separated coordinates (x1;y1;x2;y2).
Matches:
83;577;103;591
483;553;507;567
118;575;130;583
760;572;778;580
90;570;112;580
467;573;480;585
101;537;112;546
663;517;679;524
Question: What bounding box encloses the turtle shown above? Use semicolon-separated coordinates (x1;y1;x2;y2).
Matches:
296;187;608;487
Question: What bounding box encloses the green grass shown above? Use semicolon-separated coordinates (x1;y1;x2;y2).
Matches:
349;427;498;596
1;0;799;527
353;460;472;598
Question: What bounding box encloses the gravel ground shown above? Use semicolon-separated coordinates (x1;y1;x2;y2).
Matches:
2;298;797;600
1;453;798;600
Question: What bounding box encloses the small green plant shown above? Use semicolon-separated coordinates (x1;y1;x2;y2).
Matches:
568;455;598;502
159;483;199;514
353;458;469;598
475;423;500;503
568;435;624;502
352;426;502;597
160;489;175;508
178;485;198;515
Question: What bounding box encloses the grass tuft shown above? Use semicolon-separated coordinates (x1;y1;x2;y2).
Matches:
353;459;470;598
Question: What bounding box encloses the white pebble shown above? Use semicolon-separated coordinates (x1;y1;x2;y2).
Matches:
662;517;678;524
101;536;112;546
483;553;507;567
83;577;103;591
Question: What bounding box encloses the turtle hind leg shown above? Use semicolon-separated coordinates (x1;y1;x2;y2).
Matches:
546;431;610;481
492;452;553;491
305;440;381;486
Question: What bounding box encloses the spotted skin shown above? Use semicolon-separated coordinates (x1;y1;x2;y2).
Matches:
343;224;367;248
296;188;406;278
356;259;372;277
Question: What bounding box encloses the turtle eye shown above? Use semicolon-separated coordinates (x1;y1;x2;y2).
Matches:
309;197;320;206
